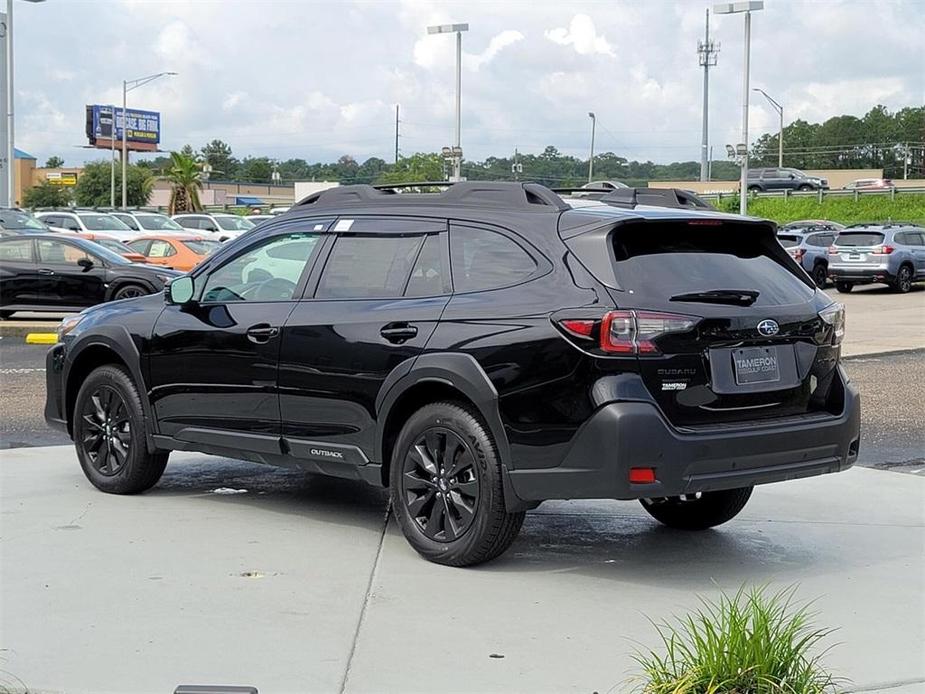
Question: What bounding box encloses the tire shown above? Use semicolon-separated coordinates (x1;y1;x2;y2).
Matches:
390;401;525;567
112;284;149;301
893;265;913;294
747;185;761;193
811;263;828;289
835;281;854;293
73;364;169;494
0;310;13;320
640;487;753;530
798;184;814;191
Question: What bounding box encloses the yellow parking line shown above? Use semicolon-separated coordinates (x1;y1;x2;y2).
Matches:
25;333;57;345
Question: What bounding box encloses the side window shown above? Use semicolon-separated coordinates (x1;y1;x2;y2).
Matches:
175;217;195;229
127;240;151;254
405;234;451;297
62;215;81;231
201;233;321;303
117;215;139;231
450;226;538;293
148;240;177;258
37;239;92;265
316;235;423;299
910;232;925;246
894;233;909;245
0;239;34;262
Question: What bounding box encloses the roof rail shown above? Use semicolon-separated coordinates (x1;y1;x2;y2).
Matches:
557;186;715;210
296;181;570;212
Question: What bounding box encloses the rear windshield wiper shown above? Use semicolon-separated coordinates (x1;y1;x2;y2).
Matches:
670;289;760;306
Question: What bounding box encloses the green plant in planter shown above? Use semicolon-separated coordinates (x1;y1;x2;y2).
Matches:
633;585;841;693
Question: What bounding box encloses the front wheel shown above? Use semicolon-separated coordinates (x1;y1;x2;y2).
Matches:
811;263;828;289
835;281;854;293
390;401;525;566
798;184;814;191
73;365;169;494
640;487;753;530
112;284;149;301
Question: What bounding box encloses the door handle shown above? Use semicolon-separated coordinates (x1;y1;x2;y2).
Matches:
246;323;280;344
38;268;55;275
380;323;418;344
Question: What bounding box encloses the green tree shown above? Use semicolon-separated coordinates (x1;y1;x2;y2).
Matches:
166;151;203;214
239;157;273;183
74;161;153;207
23;181;72;208
200;139;238;179
376;153;444;184
44;156;65;168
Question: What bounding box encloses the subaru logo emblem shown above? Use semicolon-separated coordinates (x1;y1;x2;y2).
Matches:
757;319;779;337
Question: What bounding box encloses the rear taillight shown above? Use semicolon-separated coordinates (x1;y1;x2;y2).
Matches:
828;246;838;255
790;248;806;260
871;245;895;255
819;302;845;345
601;310;698;355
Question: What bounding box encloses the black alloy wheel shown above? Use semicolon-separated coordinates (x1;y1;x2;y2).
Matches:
78;385;132;476
400;428;480;542
113;284;147;301
895;265;913;293
811;263;828;288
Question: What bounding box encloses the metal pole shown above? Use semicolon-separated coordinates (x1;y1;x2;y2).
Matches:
121;80;127;209
739;11;751;216
394;104;399;164
453;30;462;181
588;113;595;183
110;105;115;207
5;0;14;206
778;106;783;168
700;9;709;182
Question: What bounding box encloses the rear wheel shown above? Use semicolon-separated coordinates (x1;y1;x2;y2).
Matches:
893;265;913;293
112;284;149;301
835;281;854;293
747;185;761;193
811;263;828;288
640;487;753;530
73;365;168;494
390;401;525;566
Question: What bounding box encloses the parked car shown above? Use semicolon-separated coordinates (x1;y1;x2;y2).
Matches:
127;234;221;272
73;232;147;263
842;178;894;191
746;168;828;192
171;213;255;241
35;210;137;241
111;211;187;234
780;219;845;233
0;208;49;233
44;182;858;566
777;228;839;288
0;233;180;318
828;224;925;293
245;214;276;225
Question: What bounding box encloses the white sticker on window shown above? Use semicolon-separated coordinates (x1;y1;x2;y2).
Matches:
313;224;325;230
334;219;354;231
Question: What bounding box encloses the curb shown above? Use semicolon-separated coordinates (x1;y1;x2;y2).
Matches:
842;347;925;360
25;333;57;345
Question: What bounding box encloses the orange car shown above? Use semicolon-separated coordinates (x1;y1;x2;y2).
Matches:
126;234;222;272
73;232;147;262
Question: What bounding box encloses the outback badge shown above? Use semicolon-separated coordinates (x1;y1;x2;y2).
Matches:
757;319;780;336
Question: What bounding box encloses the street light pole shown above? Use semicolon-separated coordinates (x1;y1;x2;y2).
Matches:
714;1;763;215
121;71;176;209
753;87;783;168
427;22;468;182
587;112;596;183
697;9;719;182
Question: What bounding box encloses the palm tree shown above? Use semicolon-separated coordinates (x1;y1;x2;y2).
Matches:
166;151;203;214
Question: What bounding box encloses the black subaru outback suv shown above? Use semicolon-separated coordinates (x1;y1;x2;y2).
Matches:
45;182;860;566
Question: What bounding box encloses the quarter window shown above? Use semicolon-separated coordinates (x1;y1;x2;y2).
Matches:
201;233;321;302
0;239;34;262
316;235;423;299
148;240;177;258
405;234;450;297
450;226;538;293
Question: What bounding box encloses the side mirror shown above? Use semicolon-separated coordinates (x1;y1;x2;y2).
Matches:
789;173;796;179
165;275;195;305
206;225;219;233
77;257;94;271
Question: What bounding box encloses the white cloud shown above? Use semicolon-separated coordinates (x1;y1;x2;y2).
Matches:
465;30;525;71
544;14;615;57
222;92;246;111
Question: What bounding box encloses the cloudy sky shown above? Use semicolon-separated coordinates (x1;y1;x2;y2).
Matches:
11;0;925;168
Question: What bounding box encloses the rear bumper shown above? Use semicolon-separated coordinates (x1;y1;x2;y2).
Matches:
828;263;893;283
507;370;860;502
44;343;69;434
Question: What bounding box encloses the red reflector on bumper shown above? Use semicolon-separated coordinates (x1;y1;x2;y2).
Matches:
629;467;656;483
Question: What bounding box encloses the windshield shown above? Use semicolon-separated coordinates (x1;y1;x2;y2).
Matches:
836;232;885;247
216;215;256;231
137;214;185;231
0;209;46;230
777;235;801;248
96;239;135;255
78;214;132;231
182;239;221;255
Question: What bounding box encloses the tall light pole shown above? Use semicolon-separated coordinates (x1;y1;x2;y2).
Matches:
753;87;783;168
587;112;596;183
121;71;176;209
714;1;763;215
697;9;719;181
427;22;468;181
2;0;45;207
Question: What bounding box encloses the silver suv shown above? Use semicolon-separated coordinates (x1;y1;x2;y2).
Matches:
828;224;925;293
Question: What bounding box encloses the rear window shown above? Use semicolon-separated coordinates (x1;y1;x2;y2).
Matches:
182;239;220;255
610;223;814;306
777;235;801;248
836;232;885;247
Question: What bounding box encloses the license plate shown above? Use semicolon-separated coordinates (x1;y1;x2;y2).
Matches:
733;346;781;385
847;253;863;261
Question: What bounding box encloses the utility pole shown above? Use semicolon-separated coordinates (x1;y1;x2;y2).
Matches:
511;147;522;181
587;112;596;184
394;104;400;164
698;9;719;182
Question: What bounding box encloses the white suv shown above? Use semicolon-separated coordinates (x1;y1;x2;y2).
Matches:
35;210;136;241
111;211;187;234
171;213;255;241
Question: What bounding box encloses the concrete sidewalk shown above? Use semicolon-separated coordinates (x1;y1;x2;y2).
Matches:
1;447;923;693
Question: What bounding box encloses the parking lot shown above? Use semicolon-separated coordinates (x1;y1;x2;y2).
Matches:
1;285;923;693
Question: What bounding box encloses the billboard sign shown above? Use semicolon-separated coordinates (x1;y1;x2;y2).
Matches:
86;105;161;147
